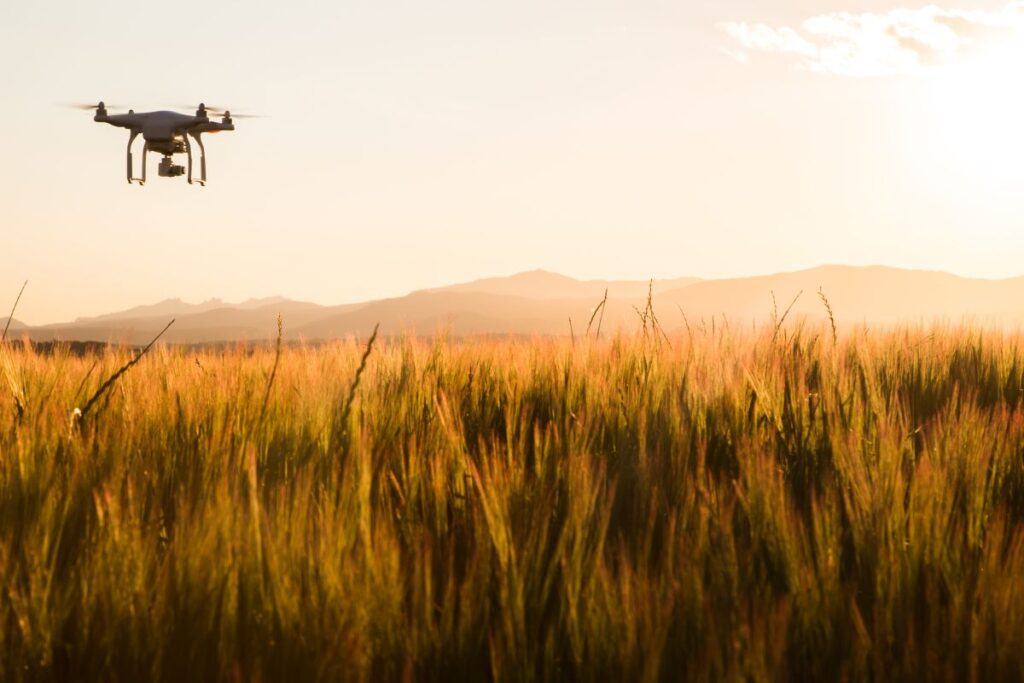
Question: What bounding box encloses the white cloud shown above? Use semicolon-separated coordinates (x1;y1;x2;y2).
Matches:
723;23;818;59
722;4;1024;76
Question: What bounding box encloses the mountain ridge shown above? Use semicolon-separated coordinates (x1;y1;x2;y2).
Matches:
11;265;1024;344
422;269;702;300
1;317;26;332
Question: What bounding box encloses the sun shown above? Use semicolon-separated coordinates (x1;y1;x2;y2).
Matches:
925;35;1024;190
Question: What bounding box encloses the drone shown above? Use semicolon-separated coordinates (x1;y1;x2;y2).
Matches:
74;102;255;186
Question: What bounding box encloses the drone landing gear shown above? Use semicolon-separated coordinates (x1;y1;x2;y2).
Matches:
126;131;146;185
124;132;205;185
185;132;206;186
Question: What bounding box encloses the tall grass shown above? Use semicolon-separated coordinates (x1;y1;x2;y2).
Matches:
3;322;1024;680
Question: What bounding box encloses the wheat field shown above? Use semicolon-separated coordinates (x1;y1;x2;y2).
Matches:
2;322;1024;681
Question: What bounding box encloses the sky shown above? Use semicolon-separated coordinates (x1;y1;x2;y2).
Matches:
1;0;1022;325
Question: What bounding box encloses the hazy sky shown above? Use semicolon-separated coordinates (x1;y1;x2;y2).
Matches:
2;1;1022;324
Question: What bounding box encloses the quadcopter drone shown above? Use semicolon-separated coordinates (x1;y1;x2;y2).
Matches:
75;102;254;186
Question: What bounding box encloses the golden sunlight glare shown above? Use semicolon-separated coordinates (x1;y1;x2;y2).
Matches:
927;33;1024;189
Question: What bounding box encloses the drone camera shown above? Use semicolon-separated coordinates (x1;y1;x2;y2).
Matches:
158;157;186;178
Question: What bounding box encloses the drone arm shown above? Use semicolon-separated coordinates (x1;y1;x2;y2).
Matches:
101;114;140;130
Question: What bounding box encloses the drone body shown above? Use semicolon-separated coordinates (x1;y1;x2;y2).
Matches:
87;102;236;185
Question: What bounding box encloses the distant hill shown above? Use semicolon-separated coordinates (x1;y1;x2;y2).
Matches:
295;290;599;339
17;266;1024;344
32;299;340;345
655;265;1024;328
1;317;26;333
426;269;701;301
74;298;232;323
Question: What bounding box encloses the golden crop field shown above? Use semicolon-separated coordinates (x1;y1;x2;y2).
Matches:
3;323;1024;681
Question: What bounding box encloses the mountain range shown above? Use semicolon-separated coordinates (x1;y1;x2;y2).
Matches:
9;265;1024;345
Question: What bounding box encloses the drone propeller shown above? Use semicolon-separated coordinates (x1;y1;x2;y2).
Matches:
63;102;123;110
200;105;267;119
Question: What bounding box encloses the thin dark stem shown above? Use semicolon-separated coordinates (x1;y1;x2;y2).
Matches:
586;289;608;339
773;291;803;341
339;323;380;431
818;287;838;346
2;280;28;344
78;319;176;420
257;315;284;426
678;305;694;346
